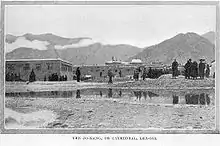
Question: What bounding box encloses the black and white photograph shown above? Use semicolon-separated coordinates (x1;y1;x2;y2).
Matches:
0;1;219;134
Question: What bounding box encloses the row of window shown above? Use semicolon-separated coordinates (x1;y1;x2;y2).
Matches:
61;64;72;72
7;63;72;72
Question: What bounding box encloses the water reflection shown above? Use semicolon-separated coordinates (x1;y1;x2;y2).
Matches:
76;90;81;99
185;93;210;105
148;91;159;98
108;88;113;98
143;91;147;100
133;91;142;101
172;95;179;104
5;89;213;106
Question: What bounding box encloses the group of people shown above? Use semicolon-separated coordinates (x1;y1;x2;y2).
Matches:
47;73;68;81
5;72;21;81
184;59;210;79
172;58;210;80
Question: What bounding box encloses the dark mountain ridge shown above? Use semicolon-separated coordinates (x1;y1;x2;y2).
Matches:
128;32;215;65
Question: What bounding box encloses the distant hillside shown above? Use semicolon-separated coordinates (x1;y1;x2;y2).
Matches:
202;31;215;45
6;33;142;65
128;32;215;65
6;47;59;59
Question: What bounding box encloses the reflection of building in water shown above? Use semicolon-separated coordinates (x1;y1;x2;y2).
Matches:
185;93;211;105
6;58;73;81
76;90;81;98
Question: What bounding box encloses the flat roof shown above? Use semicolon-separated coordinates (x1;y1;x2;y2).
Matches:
6;58;72;66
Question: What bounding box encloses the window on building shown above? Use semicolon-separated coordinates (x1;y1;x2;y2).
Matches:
23;63;30;70
61;64;69;71
36;64;41;71
68;66;72;72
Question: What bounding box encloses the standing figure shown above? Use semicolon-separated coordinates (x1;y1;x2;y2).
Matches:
76;67;81;82
142;67;147;80
184;59;192;79
205;64;210;78
191;61;198;80
134;68;139;81
119;70;122;77
172;59;179;78
108;68;113;84
100;71;102;77
133;69;136;80
147;67;153;78
29;69;36;82
199;60;205;79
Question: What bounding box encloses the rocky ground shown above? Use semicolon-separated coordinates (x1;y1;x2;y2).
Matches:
5;96;215;130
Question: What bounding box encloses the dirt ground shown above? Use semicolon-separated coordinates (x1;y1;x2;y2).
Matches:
5;93;215;130
4;74;216;131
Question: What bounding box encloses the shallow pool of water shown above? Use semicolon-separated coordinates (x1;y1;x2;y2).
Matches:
5;88;215;106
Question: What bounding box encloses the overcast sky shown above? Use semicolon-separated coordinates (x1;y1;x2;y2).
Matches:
5;5;216;48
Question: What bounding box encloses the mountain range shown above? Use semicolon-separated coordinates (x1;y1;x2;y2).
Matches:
6;31;215;65
128;31;215;65
6;33;142;65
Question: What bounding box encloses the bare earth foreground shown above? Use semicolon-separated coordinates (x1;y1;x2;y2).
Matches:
5;75;216;131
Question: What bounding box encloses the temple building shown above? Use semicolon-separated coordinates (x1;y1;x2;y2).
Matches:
5;58;73;81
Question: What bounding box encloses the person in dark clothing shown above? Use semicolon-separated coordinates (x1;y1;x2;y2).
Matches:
142;67;147;80
199;60;205;79
133;70;136;80
172;59;178;78
191;61;198;80
184;59;192;79
147;67;153;78
100;71;102;77
29;69;36;82
55;73;58;81
205;64;210;78
76;67;81;82
108;69;113;84
44;75;47;81
134;69;139;81
119;70;122;77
